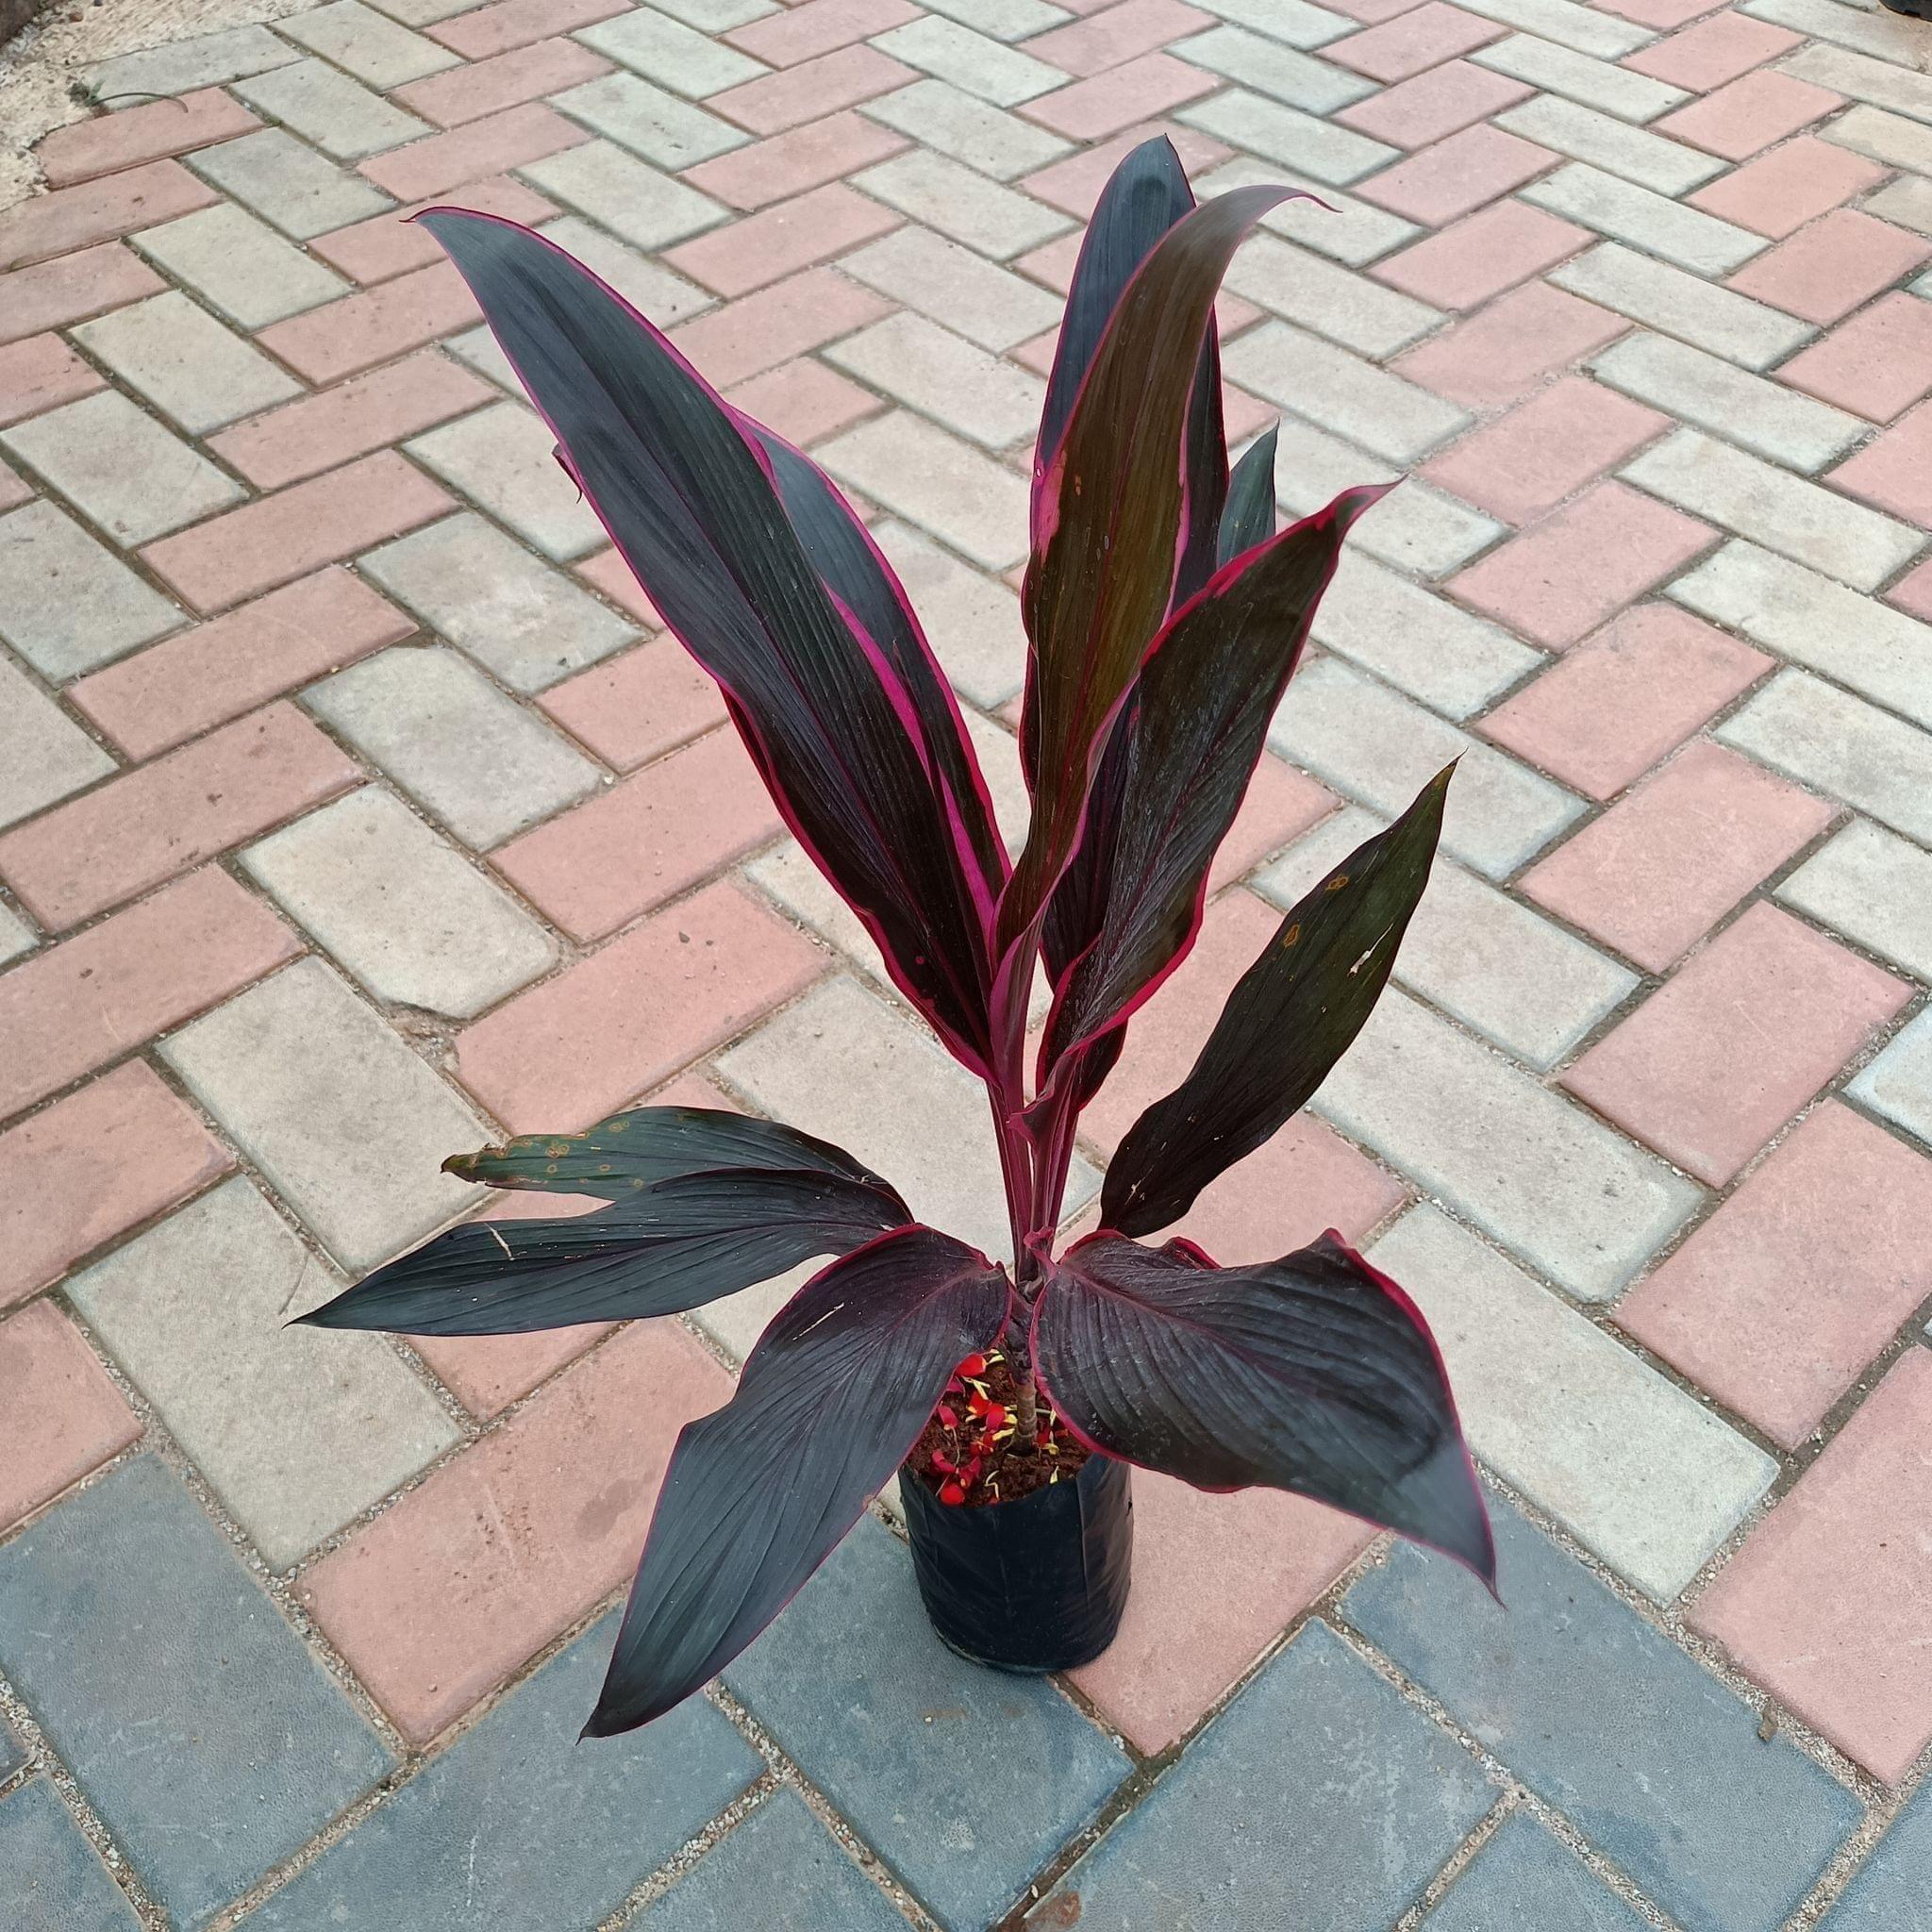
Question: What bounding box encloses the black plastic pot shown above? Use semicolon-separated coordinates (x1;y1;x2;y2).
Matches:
899;1451;1132;1673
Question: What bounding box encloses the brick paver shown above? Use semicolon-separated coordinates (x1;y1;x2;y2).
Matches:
3;0;1930;1919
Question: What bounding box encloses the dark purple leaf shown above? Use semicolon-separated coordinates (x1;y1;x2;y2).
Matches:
585;1224;1011;1734
1032;1230;1493;1582
1101;765;1453;1238
419;209;997;1074
1218;424;1278;567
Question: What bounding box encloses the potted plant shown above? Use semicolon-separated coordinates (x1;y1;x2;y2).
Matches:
304;138;1494;1738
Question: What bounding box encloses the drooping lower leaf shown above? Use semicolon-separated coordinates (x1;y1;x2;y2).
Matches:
585;1225;1011;1734
1218;425;1278;566
1032;1230;1493;1583
297;1169;912;1336
1101;765;1453;1238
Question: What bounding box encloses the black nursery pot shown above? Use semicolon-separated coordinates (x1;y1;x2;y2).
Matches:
899;1452;1132;1674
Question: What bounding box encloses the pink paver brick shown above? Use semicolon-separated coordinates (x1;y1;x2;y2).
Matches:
725;0;918;66
539;638;726;772
1373;199;1587;310
391;36;612;127
682;110;909;211
1021;53;1217;142
0;242;163;345
67;569;415;759
1022;0;1211;76
1447;479;1714;647
1335;58;1532;151
1691;1349;1932;1783
309;176;558;285
1069;1477;1373;1753
1522;738;1834;972
1423;375;1668;525
1889;556;1932;623
254;262;480;385
666;264;891;386
1827;397;1932;528
1726;209;1932;327
1775;292;1932;423
709;45;918;136
491;728;781;941
1687;136;1887;241
428;0;626;59
456;877;824;1130
0;868;299;1121
724;356;881;445
1478;604;1770;801
0;705;361;932
0;1061;231;1307
359;104;591;204
1354;123;1556;226
300;1319;734;1743
0;1301;142;1531
0;333;104;427
1621;11;1802;91
208;350;493;491
142;451;457;614
1621;1102;1932;1449
663;182;899;298
0;158;216;272
35;89;260;188
1210;756;1336;893
575;546;664;626
1392;277;1627;406
1326;2;1507;83
1561;901;1908;1187
1656;70;1842;160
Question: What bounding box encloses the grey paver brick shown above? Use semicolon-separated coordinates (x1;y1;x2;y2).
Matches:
1624;431;1923;594
1474;34;1686;122
366;0;482;19
1270;657;1585;878
1819;103;1932;176
2;391;242;546
233;56;432;160
1671;540;1932;727
242;786;558;1016
84;23;298;99
538;215;714;325
0;903;33;967
1849;1007;1932;1149
819;408;1029;570
252;1610;760;1931
1496;94;1724;194
1195;153;1422;268
1257;807;1635;1068
0;1718;20;1780
1420;1812;1649;1930
132;203;351;328
521;140;728;252
441;324;521;395
0;1457;392;1929
0;1781;144;1932
1192;0;1355;45
1719;669;1932;846
576;6;769;95
1370;1206;1775;1598
1744;0;1923;61
0;500;180;678
920;0;1071;42
1824;1776;1932;1925
304;644;604;849
1226;321;1470;464
0;651;114;829
865;78;1071;178
66;1177;460;1566
1181;86;1398;187
1589;330;1862;474
359;510;638;691
724;1516;1131;1932
1345;1496;1862;1932
855;148;1072;258
873;517;1027;708
1551;242;1816;371
1524;162;1767;275
825;310;1044;447
554;73;750;168
839;225;1060;350
651;0;778;24
158;957;489;1273
1028;1622;1493;1932
1313;989;1701;1299
188;127;397;240
277;0;460;85
1226;232;1442;358
1452;0;1653;56
73;289;302;433
874;15;1066;105
1174;25;1375;114
1779;819;1932;985
405;401;608;561
639;1789;908;1931
1780;40;1932;123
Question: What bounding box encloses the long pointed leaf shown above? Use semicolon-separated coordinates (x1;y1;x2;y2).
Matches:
419;210;995;1073
1218;425;1278;566
585;1225;1011;1734
1101;766;1452;1237
1032;1229;1493;1582
297;1170;911;1335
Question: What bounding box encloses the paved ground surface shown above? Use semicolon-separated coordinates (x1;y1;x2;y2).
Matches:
3;0;1932;1924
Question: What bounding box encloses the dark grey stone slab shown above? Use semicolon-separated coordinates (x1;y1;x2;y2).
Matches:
1421;1812;1650;1930
0;1778;149;1931
1822;1779;1932;1926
